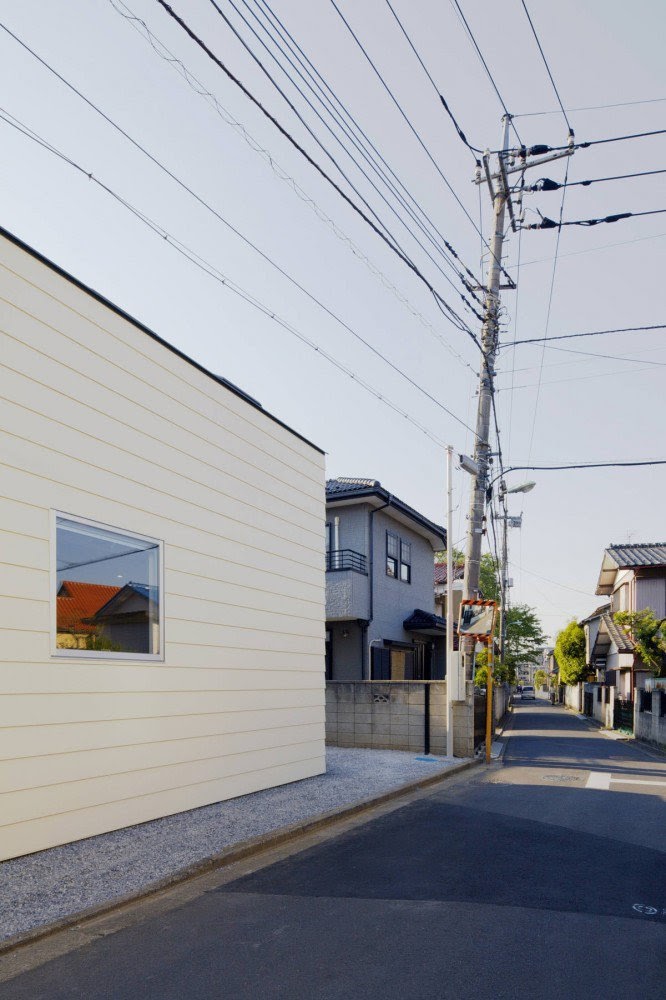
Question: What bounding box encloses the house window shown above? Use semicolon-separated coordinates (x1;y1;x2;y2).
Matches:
386;531;399;578
400;541;411;583
53;514;162;658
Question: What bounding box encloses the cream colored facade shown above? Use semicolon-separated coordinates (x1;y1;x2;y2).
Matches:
0;230;326;861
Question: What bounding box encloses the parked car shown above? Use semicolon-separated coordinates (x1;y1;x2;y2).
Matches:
521;685;535;700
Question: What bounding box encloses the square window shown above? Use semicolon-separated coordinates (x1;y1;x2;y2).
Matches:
54;514;162;658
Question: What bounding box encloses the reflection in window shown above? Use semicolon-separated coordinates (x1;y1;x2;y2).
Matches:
55;516;160;656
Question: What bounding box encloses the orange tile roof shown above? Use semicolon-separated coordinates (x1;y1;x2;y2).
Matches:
57;581;122;633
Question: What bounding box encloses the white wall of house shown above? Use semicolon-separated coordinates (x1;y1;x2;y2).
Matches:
0;233;326;860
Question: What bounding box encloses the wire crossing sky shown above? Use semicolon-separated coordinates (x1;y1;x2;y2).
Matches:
0;0;663;640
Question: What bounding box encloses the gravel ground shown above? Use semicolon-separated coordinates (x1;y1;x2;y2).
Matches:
0;748;462;942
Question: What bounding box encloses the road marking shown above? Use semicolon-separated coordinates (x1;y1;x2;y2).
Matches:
586;771;666;790
633;904;660;916
613;777;666;787
586;771;611;789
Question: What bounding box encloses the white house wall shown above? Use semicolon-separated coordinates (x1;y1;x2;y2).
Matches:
0;235;326;860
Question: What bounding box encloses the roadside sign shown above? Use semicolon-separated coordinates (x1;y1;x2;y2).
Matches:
457;599;497;637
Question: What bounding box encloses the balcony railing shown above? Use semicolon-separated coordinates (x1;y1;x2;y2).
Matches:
326;549;368;574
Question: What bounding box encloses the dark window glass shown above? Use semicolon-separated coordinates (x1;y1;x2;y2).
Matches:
400;541;411;583
56;516;160;656
386;531;399;577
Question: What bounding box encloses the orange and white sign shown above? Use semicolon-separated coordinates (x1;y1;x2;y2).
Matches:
457;599;497;637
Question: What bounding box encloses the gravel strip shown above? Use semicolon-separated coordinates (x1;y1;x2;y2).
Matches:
0;748;460;941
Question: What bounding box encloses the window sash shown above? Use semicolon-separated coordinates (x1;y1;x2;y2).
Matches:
51;511;164;661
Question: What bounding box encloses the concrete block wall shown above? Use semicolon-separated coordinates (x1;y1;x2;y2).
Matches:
634;691;666;748
325;681;450;755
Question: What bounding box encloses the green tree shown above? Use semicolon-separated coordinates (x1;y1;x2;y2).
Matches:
614;610;666;676
503;604;546;675
534;669;547;688
433;549;500;603
554;621;587;684
474;646;514;685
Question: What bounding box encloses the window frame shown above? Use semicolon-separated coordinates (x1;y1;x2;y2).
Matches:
400;540;412;584
50;510;165;661
386;530;399;578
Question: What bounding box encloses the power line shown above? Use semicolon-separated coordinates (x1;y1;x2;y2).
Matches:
526;168;666;192
328;0;487;240
539;128;666;153
515;96;666;117
526;208;666;230
0;107;478;444
250;0;483;294
449;0;516;133
228;0;484;309
505;324;666;347
525;158;569;465
519;0;571;133
499;364;661;391
383;0;482;158
514;231;666;268
155;0;481;345
540;343;666;367
108;1;475;373
0;18;479;412
498;460;666;476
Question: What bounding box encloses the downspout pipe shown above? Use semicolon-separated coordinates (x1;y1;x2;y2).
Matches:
367;497;391;680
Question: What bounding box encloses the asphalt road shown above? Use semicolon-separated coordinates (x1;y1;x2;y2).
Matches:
2;700;665;999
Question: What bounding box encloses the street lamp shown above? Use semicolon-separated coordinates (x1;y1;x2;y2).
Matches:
501;480;536;496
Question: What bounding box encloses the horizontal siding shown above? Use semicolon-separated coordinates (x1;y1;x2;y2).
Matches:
0;688;324;728
2;431;323;579
3;740;323;827
0;663;324;695
0;277;321;491
0;332;322;517
1;725;324;795
0;371;322;543
0;755;324;861
0;705;323;759
0;235;326;859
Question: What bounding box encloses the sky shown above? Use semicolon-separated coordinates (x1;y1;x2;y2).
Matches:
1;0;664;642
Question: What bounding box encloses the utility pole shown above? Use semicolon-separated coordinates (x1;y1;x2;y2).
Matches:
462;116;574;681
462;115;512;678
445;444;454;758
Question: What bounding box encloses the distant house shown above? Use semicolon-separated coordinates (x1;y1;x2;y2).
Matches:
0;226;325;861
590;543;666;696
56;580;122;649
89;582;160;654
325;478;447;681
434;561;464;622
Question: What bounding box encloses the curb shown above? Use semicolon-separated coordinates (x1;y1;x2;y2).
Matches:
0;756;481;957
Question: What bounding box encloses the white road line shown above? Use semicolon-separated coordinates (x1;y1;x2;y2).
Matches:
586;771;666;789
612;778;666;787
586;772;611;789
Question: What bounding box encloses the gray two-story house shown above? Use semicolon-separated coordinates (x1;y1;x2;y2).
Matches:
325;478;447;682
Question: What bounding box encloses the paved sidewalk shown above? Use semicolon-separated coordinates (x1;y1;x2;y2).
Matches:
1;748;471;945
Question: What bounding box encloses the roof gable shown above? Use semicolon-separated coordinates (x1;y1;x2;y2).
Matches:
326;478;446;548
596;543;666;594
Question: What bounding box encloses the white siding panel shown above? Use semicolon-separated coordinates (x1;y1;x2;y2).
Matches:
0;755;323;861
0;706;323;759
0;663;323;695
0;234;326;859
2;428;322;576
0;290;321;490
0;563;49;602
2;740;323;827
1;688;323;727
0;530;49;571
1;725;324;794
0;334;322;518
